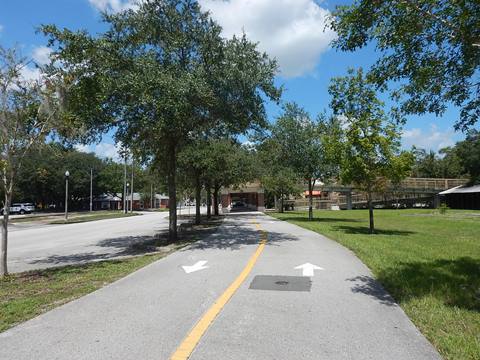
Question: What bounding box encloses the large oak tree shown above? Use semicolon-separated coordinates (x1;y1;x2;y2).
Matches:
43;0;280;241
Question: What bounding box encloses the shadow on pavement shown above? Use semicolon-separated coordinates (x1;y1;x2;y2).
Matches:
27;213;296;267
346;275;398;307
186;213;298;251
28;236;158;266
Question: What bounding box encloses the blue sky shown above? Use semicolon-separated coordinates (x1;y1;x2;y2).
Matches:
0;0;468;159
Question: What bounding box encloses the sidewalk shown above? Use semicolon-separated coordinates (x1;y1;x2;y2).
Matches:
0;212;441;360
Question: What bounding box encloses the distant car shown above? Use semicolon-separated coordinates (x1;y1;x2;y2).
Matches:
391;202;407;209
232;201;246;208
0;203;35;215
373;204;385;209
413;202;428;208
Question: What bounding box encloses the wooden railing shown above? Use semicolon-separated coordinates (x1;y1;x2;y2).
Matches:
395;178;467;190
316;177;468;192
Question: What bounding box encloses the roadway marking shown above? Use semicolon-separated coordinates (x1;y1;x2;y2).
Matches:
170;220;267;360
182;261;209;274
294;263;324;276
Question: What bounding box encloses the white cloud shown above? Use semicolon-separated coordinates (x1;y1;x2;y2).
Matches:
96;142;123;160
0;24;4;33
74;144;90;153
19;65;41;83
75;142;123;161
88;0;138;13
32;46;52;65
402;124;455;151
88;0;335;77
199;0;336;78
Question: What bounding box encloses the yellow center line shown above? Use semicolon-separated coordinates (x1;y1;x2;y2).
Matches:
170;220;267;360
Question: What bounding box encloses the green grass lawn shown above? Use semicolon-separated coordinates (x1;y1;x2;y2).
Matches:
49;211;139;224
272;209;480;360
10;210;139;224
0;253;164;333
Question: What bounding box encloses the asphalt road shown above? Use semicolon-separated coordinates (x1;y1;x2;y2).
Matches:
7;211;170;273
0;212;441;359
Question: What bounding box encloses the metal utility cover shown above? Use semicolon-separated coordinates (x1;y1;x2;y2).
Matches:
249;275;311;292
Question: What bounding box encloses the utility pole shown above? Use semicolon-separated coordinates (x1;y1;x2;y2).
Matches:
89;168;93;212
150;183;153;209
123;154;127;214
130;159;134;213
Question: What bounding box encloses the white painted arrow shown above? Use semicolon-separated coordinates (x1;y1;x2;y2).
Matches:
182;260;209;274
294;263;324;277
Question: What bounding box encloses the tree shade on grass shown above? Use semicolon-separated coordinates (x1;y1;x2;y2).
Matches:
272;209;480;360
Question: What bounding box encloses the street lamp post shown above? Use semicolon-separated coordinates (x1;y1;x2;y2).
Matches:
89;168;93;212
64;170;70;221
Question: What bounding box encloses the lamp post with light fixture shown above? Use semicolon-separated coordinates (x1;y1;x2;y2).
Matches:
65;170;70;221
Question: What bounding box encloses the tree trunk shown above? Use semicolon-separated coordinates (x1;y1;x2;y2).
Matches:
213;181;220;216
280;191;284;213
1;191;11;277
308;179;313;221
367;192;375;234
206;182;212;219
195;174;201;225
167;142;177;242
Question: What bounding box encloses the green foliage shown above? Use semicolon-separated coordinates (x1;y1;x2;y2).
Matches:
42;0;280;240
329;68;413;232
1;45;73;275
411;130;480;184
439;203;449;215
270;103;338;183
256;136;302;210
12;143;151;210
411;147;466;179
330;0;480;130
262;102;341;217
329;68;413;193
456;130;480;185
178;137;256;193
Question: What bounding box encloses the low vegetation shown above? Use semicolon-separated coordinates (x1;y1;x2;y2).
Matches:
0;254;164;333
49;211;139;224
10;211;139;225
0;215;224;333
272;209;480;360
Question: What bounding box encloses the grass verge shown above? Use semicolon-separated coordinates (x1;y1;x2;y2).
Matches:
0;254;166;333
10;211;139;224
0;215;224;333
49;211;139;224
271;209;480;360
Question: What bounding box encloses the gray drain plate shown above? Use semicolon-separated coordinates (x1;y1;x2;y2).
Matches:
249;275;311;292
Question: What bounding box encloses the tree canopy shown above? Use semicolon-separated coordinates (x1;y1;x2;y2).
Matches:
267;102;340;220
42;0;280;240
0;46;68;276
329;68;413;233
331;0;480;130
